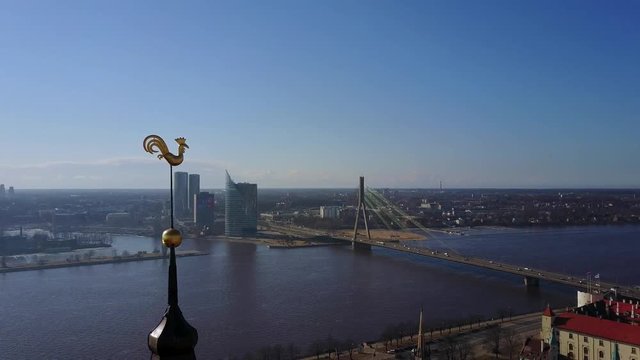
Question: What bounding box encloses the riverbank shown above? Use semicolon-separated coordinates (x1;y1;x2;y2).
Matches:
301;309;551;360
201;234;344;249
0;250;206;273
267;242;339;249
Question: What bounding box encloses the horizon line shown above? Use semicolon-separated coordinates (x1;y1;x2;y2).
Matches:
9;187;640;191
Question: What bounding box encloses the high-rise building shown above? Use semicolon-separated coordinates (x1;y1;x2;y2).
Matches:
225;171;257;237
188;174;200;212
0;184;5;198
7;186;14;197
173;171;189;218
194;192;215;228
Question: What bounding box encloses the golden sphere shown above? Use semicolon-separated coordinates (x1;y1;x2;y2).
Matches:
162;228;182;248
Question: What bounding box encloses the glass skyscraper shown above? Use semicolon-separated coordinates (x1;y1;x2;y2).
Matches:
173;171;189;218
194;191;215;227
225;171;257;237
188;174;200;212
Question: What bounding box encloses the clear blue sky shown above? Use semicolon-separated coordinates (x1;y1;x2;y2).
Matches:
1;1;638;189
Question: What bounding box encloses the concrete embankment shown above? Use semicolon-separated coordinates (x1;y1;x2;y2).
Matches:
0;250;206;273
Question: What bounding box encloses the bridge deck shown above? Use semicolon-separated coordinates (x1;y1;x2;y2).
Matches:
263;223;639;298
354;238;639;297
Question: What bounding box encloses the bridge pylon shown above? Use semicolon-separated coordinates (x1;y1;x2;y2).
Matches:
524;276;540;287
352;176;372;250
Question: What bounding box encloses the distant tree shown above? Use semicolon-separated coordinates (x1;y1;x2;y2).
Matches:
406;321;418;341
285;343;299;360
441;336;458;360
502;327;522;360
482;325;503;359
309;340;324;360
394;323;405;345
381;325;395;351
324;335;339;359
271;344;283;360
396;322;408;345
457;339;473;360
343;339;356;360
467;314;482;329
496;308;510;323
256;346;271;360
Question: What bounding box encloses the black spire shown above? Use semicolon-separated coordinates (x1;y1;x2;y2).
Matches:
142;137;198;359
148;243;198;359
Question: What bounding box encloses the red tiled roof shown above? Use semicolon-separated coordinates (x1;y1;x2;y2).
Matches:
554;312;640;346
607;300;639;316
543;305;555;317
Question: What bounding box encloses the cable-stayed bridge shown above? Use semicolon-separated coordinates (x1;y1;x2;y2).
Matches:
266;178;640;298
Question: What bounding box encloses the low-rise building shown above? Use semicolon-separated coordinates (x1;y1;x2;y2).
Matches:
535;294;640;360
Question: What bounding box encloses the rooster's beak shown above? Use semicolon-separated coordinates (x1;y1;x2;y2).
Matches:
184;144;190;149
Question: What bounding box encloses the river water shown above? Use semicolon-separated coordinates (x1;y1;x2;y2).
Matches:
1;225;638;359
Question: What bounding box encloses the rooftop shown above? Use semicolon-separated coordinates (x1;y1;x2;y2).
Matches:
554;312;640;346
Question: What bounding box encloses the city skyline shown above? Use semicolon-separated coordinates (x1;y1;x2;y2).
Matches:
1;1;639;189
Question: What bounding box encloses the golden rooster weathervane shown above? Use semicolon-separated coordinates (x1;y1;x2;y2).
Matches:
143;134;198;359
143;135;189;166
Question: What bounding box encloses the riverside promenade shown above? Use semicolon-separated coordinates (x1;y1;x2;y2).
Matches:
302;309;551;360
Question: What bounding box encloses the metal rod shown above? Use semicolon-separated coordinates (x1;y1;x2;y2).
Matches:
170;165;174;228
168;164;177;306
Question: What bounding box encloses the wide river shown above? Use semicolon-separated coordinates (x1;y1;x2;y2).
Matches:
1;225;639;359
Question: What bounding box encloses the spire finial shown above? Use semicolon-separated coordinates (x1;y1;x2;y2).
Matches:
144;134;198;359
